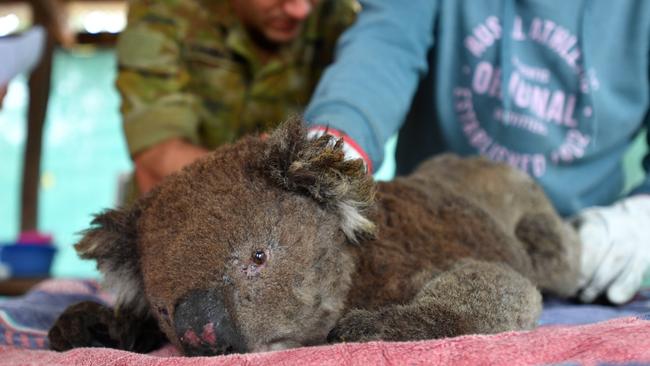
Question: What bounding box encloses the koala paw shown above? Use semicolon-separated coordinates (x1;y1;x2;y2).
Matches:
49;301;166;353
48;301;118;351
327;309;384;343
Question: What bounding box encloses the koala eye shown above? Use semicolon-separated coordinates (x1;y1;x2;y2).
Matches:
156;305;171;324
252;250;266;265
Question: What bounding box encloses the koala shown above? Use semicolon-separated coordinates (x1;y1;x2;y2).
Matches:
48;118;580;356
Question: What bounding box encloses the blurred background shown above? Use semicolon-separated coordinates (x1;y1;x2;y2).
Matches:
0;0;397;282
1;1;132;280
0;1;644;283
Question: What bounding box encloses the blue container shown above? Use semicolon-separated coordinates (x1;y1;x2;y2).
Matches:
0;244;57;277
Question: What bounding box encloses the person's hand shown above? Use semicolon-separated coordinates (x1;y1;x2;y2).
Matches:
572;195;650;304
0;84;7;109
307;127;373;174
134;138;209;194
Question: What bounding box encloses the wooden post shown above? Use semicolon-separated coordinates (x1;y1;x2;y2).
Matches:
19;0;56;232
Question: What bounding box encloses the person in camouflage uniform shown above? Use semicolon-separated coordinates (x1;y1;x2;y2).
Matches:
116;0;358;195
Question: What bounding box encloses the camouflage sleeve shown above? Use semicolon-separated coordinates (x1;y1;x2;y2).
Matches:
116;0;199;157
311;0;360;74
329;0;361;38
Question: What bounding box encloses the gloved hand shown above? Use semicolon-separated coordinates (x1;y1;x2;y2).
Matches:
307;126;373;173
572;195;650;304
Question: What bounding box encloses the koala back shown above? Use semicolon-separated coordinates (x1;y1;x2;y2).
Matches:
345;153;580;310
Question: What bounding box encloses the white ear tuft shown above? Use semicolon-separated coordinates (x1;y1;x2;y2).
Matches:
263;118;377;243
338;200;376;243
75;206;148;313
103;266;148;315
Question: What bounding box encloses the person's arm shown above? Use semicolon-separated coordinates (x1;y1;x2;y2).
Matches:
305;0;437;172
116;0;205;194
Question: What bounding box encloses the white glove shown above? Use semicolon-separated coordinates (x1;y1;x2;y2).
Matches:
572;195;650;304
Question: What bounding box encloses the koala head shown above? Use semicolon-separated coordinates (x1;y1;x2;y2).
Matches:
74;118;376;355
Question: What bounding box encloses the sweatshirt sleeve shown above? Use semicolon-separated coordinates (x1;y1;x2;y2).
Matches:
304;0;437;170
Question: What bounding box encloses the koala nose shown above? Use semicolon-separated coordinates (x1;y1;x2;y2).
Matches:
174;289;246;356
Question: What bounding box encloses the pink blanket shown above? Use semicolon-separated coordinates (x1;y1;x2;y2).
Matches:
2;279;650;365
3;315;650;366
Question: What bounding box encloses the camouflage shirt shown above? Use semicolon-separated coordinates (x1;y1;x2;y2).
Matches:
116;0;359;156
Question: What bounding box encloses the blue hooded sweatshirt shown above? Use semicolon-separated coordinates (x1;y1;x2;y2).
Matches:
305;0;650;216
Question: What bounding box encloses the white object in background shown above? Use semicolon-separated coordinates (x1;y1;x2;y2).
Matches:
0;262;11;280
0;26;45;85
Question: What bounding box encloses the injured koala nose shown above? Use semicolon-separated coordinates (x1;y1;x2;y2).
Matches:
174;289;246;356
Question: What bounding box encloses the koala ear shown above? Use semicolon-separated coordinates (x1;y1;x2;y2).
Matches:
263;117;376;243
75;205;147;314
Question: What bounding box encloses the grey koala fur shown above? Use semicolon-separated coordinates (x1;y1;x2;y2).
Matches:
48;118;580;356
